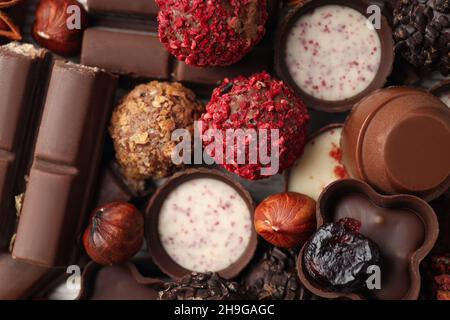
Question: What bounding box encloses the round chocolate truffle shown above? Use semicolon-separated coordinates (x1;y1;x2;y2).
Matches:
109;81;204;180
156;0;268;67
201;72;309;180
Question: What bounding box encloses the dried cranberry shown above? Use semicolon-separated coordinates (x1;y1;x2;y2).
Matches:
303;218;381;292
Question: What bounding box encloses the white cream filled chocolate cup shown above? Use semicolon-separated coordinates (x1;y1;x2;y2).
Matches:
145;168;257;280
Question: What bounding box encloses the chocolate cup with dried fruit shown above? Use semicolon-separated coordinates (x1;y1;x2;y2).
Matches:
297;179;439;300
146;168;257;280
275;0;395;112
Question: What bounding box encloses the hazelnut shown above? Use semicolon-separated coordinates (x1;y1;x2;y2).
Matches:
82;202;144;266
32;0;88;56
254;192;316;248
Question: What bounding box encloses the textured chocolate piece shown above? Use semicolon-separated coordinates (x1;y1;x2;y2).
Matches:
87;0;159;17
81;27;170;79
341;87;450;201
0;253;62;300
393;0;450;76
241;246;314;300
298;179;439;300
275;0;395;112
0;43;50;251
12;61;117;267
146;168;257;280
159;272;241;300
78;262;164;300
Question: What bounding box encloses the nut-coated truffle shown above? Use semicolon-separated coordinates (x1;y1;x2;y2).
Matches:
156;0;268;67
200;72;309;180
109;81;204;180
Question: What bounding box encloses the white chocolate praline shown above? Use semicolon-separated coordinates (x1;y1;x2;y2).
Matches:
285;5;382;101
288;127;347;201
439;91;450;108
158;178;252;273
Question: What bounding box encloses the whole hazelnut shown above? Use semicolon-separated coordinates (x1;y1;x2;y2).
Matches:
254;192;317;248
82;202;144;266
32;0;88;56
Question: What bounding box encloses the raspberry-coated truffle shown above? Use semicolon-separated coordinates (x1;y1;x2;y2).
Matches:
200;72;310;180
109;81;204;180
156;0;268;67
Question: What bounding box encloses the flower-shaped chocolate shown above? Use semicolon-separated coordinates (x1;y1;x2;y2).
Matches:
298;179;439;300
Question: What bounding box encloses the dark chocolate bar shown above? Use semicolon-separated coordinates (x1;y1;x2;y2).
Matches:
87;0;159;17
12;61;117;267
0;43;50;251
81;27;170;79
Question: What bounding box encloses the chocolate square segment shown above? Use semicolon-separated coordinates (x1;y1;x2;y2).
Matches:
81;27;171;79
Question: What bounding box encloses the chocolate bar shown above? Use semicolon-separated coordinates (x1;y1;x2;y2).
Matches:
81;27;170;79
80;27;273;94
87;0;159;17
0;253;62;300
0;42;50;251
12;61;117;267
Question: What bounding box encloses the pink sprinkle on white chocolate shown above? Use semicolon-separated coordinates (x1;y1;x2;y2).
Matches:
285;5;382;101
158;178;251;273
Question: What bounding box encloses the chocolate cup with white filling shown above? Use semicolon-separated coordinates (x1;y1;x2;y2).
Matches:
275;0;395;112
341;87;450;201
145;168;257;280
297;179;439;300
284;123;345;199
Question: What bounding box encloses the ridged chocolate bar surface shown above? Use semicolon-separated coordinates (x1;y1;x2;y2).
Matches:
12;61;117;267
0;43;50;251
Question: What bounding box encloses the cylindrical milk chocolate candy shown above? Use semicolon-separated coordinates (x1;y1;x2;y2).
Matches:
12;61;117;267
0;43;50;251
341;87;450;201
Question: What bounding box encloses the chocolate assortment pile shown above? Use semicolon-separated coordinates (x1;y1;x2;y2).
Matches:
0;0;449;301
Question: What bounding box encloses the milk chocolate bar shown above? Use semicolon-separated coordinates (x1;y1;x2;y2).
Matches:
12;61;117;267
81;27;273;93
87;0;159;17
0;253;62;300
81;27;170;79
0;43;50;251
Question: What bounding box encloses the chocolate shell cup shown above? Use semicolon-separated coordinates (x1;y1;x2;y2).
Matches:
297;179;439;300
77;261;165;300
145;168;257;280
275;0;394;112
341;87;450;201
